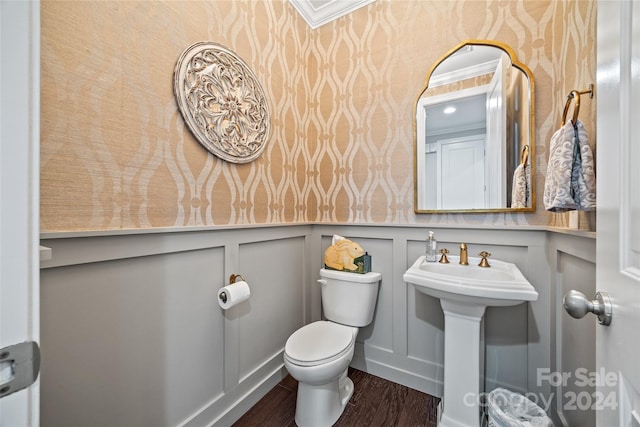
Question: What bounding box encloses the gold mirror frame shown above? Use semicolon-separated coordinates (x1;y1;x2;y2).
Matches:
413;40;536;214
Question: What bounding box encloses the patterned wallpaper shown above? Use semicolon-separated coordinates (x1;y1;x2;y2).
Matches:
40;0;596;232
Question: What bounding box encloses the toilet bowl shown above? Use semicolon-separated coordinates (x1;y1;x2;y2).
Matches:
284;269;381;427
284;321;357;427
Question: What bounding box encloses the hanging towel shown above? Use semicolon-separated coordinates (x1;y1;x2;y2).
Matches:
511;163;531;208
544;122;576;211
544;120;596;212
512;145;531;208
572;121;596;210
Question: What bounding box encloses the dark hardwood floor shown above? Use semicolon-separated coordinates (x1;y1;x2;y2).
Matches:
232;368;440;427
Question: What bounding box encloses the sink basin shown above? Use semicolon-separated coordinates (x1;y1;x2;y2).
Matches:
403;255;538;307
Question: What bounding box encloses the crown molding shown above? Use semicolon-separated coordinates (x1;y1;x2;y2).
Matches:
429;60;500;88
289;0;375;29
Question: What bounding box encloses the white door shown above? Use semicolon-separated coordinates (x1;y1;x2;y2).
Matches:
0;1;41;426
437;135;485;210
596;1;640;426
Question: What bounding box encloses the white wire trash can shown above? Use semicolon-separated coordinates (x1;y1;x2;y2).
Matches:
487;388;554;427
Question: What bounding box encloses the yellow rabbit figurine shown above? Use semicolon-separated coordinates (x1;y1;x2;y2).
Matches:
324;238;365;271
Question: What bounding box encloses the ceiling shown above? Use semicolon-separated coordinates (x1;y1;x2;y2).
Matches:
289;0;375;29
425;94;487;137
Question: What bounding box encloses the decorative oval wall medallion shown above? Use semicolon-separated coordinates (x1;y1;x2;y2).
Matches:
174;42;270;163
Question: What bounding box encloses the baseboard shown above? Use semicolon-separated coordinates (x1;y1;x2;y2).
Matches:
179;361;288;427
350;353;442;398
212;365;288;427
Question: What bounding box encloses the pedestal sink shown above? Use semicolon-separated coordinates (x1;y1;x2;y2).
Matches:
403;255;538;427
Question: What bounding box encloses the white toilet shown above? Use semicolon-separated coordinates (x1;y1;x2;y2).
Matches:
283;268;381;427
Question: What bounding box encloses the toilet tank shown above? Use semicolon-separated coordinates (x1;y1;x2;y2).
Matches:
318;269;381;327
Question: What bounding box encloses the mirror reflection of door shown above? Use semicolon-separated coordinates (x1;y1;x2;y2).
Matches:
437;135;485;209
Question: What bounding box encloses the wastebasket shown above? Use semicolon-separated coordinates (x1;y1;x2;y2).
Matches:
487;388;553;427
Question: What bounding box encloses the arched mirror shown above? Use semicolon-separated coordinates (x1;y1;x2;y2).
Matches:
414;40;535;213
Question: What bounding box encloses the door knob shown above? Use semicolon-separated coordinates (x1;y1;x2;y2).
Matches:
563;290;612;326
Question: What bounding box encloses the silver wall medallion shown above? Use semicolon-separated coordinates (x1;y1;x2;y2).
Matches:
174;42;270;164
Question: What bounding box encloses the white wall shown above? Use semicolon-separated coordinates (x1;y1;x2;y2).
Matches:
39;224;595;426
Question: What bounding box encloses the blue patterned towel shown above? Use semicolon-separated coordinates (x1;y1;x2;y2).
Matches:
544;120;596;212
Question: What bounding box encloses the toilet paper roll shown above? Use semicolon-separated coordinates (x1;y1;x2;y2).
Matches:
217;280;251;309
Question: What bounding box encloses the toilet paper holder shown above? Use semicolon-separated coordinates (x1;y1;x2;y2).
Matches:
219;274;245;304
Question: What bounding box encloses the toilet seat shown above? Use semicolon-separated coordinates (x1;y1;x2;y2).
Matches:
285;321;355;367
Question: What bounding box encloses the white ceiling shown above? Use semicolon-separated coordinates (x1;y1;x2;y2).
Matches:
425;94;486;137
289;0;375;29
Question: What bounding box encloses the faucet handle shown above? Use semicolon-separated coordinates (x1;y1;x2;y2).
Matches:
478;251;491;268
438;248;450;264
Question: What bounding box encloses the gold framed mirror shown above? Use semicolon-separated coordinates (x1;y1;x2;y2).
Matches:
414;40;535;213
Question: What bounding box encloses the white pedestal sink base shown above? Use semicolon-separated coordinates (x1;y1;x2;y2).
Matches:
402;255;538;427
438;299;485;427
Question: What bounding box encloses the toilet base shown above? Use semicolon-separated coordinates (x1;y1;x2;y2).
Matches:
294;369;353;427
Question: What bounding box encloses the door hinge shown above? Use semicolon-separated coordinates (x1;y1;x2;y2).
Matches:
0;341;40;398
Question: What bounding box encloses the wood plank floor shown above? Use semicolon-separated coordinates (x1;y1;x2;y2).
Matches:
232;368;440;427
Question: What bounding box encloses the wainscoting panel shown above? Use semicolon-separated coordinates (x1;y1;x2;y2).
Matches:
406;283;444;377
40;225;312;427
40;225;593;426
548;232;597;427
40;247;227;427
237;238;306;382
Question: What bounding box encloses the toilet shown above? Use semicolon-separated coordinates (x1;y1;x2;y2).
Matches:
283;268;381;427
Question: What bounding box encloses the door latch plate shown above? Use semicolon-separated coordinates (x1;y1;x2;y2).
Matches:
0;341;40;398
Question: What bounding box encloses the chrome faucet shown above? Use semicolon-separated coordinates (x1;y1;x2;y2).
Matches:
459;243;469;265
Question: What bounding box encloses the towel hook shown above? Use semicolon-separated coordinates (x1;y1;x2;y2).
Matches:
561;84;594;126
519;145;529;166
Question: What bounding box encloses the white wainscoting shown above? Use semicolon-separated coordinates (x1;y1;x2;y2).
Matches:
39;224;595;426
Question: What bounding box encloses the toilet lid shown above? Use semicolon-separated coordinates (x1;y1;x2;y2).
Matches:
285;321;355;366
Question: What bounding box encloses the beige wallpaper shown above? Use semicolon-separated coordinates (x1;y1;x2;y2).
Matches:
40;0;596;232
